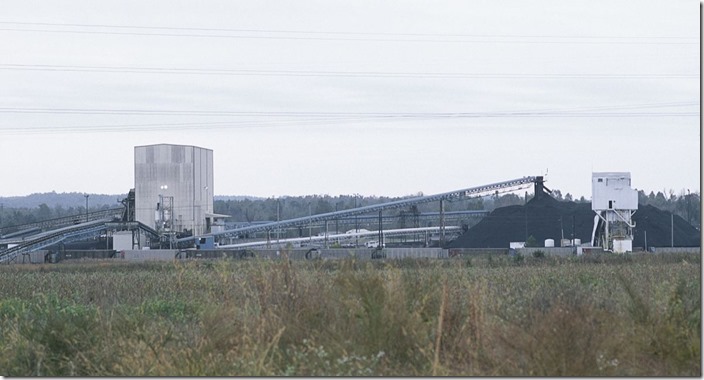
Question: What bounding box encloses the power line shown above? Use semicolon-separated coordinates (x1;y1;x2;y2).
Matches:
0;107;697;117
0;116;400;134
0;103;697;135
0;100;696;116
0;63;696;79
0;22;696;44
0;21;696;40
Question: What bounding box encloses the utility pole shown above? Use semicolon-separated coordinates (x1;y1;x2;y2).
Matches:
644;230;647;252
354;194;359;248
439;199;446;247
378;210;383;248
84;194;89;222
524;207;528;242
335;201;339;235
572;215;575;245
671;213;674;247
560;216;564;241
687;189;691;225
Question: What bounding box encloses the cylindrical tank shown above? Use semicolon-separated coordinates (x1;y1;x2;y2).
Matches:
573;238;581;246
544;239;555;248
561;238;571;247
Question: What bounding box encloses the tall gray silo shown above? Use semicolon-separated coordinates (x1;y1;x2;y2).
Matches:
134;144;214;236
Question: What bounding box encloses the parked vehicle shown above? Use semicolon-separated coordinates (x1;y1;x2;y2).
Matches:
365;241;385;248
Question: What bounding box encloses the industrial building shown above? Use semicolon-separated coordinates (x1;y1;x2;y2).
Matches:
1;161;699;264
134;144;215;236
590;172;638;253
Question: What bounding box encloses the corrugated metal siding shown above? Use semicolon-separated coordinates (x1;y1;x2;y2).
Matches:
134;144;213;235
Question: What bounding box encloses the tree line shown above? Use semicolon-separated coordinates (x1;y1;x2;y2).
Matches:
549;188;700;228
0;189;699;231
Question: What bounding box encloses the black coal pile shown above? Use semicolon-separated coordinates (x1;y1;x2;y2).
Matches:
448;193;701;249
632;204;701;248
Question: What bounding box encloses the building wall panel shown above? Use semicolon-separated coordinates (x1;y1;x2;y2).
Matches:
134;144;213;235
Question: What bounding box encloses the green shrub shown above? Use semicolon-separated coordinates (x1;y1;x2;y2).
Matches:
512;253;524;264
532;250;545;258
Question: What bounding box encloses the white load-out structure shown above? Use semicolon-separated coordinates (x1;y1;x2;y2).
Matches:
590;172;638;253
134;144;214;236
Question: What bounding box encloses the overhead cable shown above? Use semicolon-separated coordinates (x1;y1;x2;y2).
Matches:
0;22;696;44
0;64;697;79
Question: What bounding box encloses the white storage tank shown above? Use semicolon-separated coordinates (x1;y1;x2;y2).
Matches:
561;238;571;247
544;239;555;247
573;238;581;246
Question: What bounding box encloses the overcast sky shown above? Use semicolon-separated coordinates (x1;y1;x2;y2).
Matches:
0;0;699;199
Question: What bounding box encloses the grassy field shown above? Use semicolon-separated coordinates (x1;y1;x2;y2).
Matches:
0;252;699;376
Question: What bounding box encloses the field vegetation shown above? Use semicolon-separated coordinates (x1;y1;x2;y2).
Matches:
0;252;699;376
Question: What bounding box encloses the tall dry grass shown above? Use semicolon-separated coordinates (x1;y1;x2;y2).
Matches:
0;252;699;376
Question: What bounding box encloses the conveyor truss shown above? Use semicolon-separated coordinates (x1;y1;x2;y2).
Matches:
0;176;539;262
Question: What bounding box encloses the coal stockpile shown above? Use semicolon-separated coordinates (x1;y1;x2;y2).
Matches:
632;204;701;248
448;193;701;249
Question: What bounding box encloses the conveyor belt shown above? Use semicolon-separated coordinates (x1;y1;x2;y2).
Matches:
179;176;537;243
0;219;112;263
0;219;160;264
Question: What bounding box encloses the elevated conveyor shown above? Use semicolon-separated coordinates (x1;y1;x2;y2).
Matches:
0;195;166;264
179;176;537;244
217;226;462;249
0;207;124;243
0;219;112;263
0;219;162;264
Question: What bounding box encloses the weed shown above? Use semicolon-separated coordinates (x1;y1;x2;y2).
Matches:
0;254;698;376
